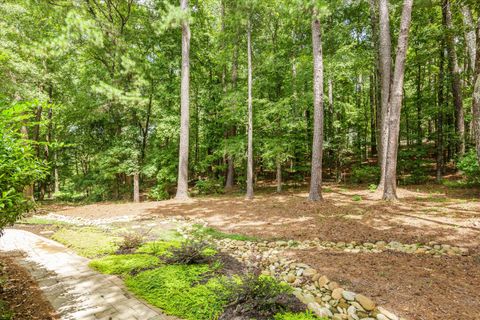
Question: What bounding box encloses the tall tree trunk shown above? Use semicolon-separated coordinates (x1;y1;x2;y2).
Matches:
437;44;446;182
175;0;191;200
133;172;140;203
370;73;377;156
276;158;282;193
54;151;60;194
472;18;480;169
460;5;476;74
442;0;465;156
225;41;239;191
382;0;414;200
416;64;422;145
20;125;34;200
377;0;392;192
308;7;324;202
246;20;254;200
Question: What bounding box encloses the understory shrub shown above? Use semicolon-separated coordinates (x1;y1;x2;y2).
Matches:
116;231;146;254
125;264;229;320
193;178;225;195
219;274;306;320
89;254;160;275
457;149;480;184
350;165;379;183
164;241;218;265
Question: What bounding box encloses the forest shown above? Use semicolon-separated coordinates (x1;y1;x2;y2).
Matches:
1;1;480;319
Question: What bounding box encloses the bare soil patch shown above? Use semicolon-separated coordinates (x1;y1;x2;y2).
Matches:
286;249;480;320
0;252;58;320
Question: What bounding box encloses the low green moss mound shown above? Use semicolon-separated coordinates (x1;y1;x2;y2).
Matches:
192;224;258;241
52;227;120;258
136;240;182;256
89;254;160;275
125;264;229;320
274;312;325;320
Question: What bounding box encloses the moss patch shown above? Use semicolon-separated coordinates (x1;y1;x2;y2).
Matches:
52;227;120;258
192;224;258;242
136;240;182;256
89;254;160;275
16;216;70;226
274;312;324;320
125;264;229;320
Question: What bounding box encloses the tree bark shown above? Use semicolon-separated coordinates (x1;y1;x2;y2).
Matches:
442;0;465;156
225;40;239;191
472;18;480;169
175;0;191;200
133;172;140;203
437;44;446;182
308;7;324;202
246;20;254;200
377;0;392;192
276;158;282;193
382;0;413;200
460;5;476;74
54;151;60;194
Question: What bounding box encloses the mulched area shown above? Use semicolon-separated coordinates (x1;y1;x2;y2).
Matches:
143;186;480;249
287;249;480;320
0;252;58;320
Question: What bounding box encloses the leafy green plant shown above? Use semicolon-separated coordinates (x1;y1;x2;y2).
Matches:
457;149;480;184
89;254;160;275
368;184;377;192
136;240;182;256
274;312;324;320
193;178;225;195
0;103;47;231
125;264;229;320
351;165;380;184
352;195;362;201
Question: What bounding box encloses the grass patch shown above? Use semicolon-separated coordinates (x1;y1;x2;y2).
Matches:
192;225;258;242
125;264;229;320
0;300;13;320
352;195;362;201
275;312;325;320
52;227;120;258
136;240;182;256
89;254;160;275
16;216;70;226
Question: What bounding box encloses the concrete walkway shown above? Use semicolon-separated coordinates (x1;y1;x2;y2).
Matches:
0;229;174;320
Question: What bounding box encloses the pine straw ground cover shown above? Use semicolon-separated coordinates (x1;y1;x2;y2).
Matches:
89;240;324;320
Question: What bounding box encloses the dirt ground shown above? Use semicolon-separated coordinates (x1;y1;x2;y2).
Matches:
39;184;480;320
0;252;58;320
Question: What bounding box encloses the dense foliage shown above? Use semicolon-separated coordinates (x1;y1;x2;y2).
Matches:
1;0;480;204
0;104;46;230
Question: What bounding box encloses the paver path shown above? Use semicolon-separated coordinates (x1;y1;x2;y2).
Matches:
0;229;175;320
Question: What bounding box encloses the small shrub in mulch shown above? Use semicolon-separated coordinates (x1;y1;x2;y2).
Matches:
163;240;218;265
115;231;147;254
219;273;306;320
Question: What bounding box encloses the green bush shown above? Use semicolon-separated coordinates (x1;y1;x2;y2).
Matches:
0;104;46;231
398;147;429;185
148;183;171;200
457;149;480;184
193;178;225;195
350;165;379;183
125;264;229;320
89;254;160;275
